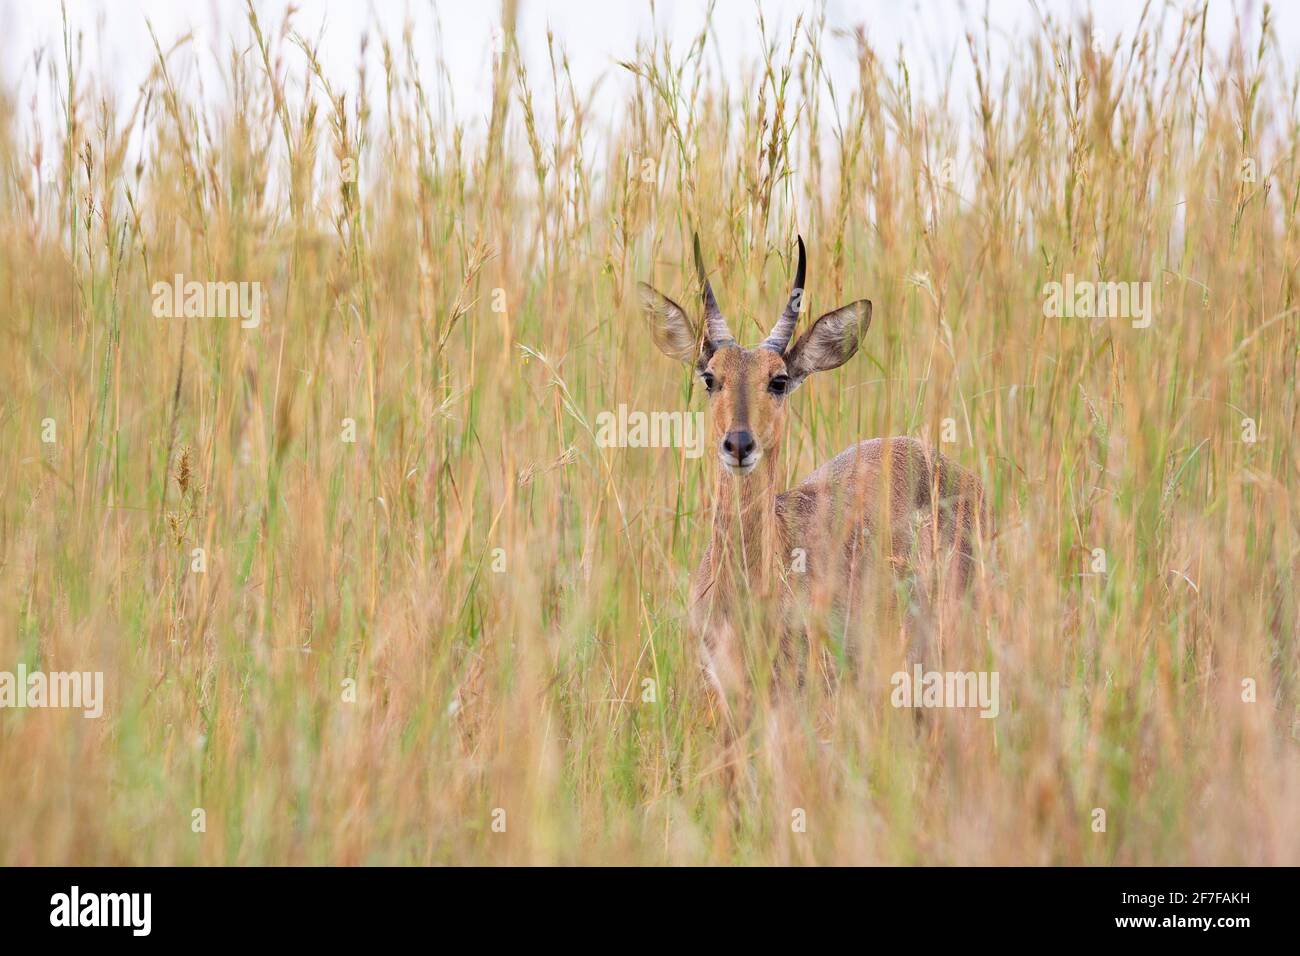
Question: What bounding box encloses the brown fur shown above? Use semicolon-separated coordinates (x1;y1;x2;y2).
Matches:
640;247;988;717
692;429;986;706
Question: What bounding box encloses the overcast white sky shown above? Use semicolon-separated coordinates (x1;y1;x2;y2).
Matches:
3;1;1292;134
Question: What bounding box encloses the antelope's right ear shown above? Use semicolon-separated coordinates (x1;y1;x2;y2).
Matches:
638;282;700;365
784;299;872;386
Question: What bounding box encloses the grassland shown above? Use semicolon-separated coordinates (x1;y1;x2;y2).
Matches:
0;1;1297;864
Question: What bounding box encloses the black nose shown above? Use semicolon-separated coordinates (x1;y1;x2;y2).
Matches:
722;430;757;460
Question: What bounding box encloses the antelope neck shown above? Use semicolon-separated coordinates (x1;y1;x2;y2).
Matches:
709;449;784;590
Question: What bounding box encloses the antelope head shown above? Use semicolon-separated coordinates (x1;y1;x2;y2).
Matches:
639;235;871;476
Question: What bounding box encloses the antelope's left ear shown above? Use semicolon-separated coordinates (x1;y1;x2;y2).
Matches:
785;300;872;385
638;283;700;365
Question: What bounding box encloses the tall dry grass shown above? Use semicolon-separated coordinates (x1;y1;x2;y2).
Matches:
0;0;1297;864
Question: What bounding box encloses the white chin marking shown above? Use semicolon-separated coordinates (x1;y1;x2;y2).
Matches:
720;453;761;475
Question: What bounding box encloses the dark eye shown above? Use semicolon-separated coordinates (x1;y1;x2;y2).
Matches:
700;371;718;393
768;375;790;396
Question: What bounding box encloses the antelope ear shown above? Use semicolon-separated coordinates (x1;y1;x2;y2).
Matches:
638;282;701;364
785;300;871;385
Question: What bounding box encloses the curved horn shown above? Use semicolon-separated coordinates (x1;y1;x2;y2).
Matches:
760;235;806;353
693;232;733;346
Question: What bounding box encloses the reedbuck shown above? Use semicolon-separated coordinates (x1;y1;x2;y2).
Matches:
639;235;986;708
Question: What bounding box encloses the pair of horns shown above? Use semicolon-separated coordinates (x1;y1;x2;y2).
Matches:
692;233;806;354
